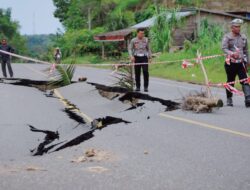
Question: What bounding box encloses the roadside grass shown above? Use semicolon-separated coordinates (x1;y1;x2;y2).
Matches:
150;47;227;85
62;54;128;65
62;55;103;64
150;43;249;89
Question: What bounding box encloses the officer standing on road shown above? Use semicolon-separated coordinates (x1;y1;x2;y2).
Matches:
0;38;14;78
128;28;152;92
222;19;250;107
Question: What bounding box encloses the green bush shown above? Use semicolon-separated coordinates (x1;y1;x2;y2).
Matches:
134;5;155;23
106;10;135;31
56;27;106;58
184;19;224;54
150;8;182;52
90;55;102;64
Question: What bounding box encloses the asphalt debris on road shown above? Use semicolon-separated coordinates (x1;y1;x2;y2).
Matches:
71;149;116;163
85;148;96;157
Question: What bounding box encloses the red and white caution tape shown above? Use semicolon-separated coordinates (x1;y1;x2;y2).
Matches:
0;49;225;68
223;83;244;96
0;50;52;65
208;77;250;96
49;63;56;74
209;77;250;87
181;60;195;69
195;54;224;61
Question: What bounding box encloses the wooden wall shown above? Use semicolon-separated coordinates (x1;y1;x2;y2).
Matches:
171;12;250;47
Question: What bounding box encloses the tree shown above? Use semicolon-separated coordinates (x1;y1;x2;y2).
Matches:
53;0;144;31
53;0;71;23
0;8;27;54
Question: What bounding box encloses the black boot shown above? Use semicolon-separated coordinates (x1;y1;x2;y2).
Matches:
242;84;250;107
227;97;233;106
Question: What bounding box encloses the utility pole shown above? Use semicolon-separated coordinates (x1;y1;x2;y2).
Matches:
88;8;91;31
32;12;36;35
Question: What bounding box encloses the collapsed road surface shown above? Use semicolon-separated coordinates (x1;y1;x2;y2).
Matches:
1;63;250;190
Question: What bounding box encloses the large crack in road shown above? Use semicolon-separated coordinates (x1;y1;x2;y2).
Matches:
29;115;131;156
1;78;181;156
89;82;180;111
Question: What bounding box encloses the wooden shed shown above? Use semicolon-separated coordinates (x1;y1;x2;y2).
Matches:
197;8;250;30
94;8;250;55
94;28;134;58
171;8;250;48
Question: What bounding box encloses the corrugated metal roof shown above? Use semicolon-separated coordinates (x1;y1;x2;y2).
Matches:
131;11;195;29
94;28;134;42
95;28;134;37
181;8;250;21
199;8;250;21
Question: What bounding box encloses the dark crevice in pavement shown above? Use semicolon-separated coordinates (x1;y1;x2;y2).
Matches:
91;116;131;130
0;78;50;91
28;125;60;156
64;108;86;125
53;116;130;152
54;130;95;152
1;78;59;99
89;82;180;111
119;92;180;111
29;116;130;156
59;98;87;128
125;102;145;111
88;82;130;93
0;78;76;91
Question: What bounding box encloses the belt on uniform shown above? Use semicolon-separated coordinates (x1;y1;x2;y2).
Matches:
230;58;244;64
134;54;147;57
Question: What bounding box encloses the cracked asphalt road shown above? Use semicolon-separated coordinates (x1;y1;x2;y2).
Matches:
0;63;250;190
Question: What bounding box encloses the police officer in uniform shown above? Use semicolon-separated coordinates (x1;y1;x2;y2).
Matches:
128;28;152;92
222;19;250;107
0;38;14;78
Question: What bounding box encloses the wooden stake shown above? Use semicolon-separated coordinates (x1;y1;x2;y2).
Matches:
101;42;105;59
197;50;212;98
130;63;134;90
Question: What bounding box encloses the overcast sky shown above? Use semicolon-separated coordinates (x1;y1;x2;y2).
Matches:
0;0;63;35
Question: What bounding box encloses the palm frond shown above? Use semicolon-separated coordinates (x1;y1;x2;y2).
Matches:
113;65;134;90
49;64;75;88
